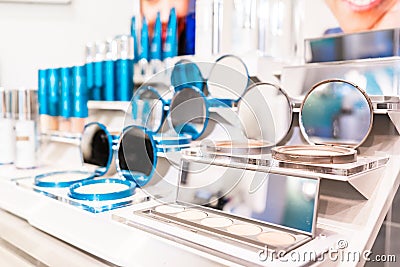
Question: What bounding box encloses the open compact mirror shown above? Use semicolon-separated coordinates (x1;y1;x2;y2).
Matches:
169;87;209;141
132;86;166;133
272;79;373;164
35;122;114;187
207;55;250;102
116;125;158;187
170;59;204;92
207;82;293;155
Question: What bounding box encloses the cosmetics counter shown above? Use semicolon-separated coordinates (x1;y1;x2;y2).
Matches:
1;52;400;266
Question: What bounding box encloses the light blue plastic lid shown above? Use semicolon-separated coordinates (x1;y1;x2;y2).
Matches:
116;125;158;187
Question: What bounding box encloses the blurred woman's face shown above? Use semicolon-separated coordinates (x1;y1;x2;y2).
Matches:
141;0;189;24
325;0;399;32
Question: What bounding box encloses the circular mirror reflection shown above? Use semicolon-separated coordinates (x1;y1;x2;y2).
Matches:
169;87;208;140
207;55;249;100
81;123;112;168
300;80;373;148
132;86;165;133
118;126;156;187
170;59;204;91
237;83;292;145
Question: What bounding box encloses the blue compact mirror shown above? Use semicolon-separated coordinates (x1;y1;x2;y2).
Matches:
169;87;209;140
116;126;157;187
34;122;114;187
132;86;166;133
170;59;204;92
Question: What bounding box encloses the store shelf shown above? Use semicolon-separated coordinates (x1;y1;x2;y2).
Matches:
88;101;131;112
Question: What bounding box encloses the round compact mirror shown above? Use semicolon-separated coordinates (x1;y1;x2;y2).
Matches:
271;79;373;164
117;126;157;187
300;79;373;147
207;55;249;101
132;86;166;133
170;59;204;92
35;122;113;187
169;87;209;140
80;122;114;175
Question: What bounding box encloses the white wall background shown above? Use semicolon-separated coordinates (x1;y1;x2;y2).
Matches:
0;0;139;88
0;0;337;89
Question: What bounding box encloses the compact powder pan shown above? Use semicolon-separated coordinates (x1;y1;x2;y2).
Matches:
257;232;296;247
155;205;185;214
271;145;357;164
73;182;130;195
206;140;273;154
200;217;234;228
176;210;208;221
227;224;262;236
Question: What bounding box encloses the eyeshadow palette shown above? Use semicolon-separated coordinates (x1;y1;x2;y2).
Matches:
137;203;311;253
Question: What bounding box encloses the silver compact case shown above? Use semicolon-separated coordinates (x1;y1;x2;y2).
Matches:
205;82;293;155
272;79;374;164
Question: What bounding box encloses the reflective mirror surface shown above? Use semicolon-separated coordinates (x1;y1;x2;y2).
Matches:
81;123;113;174
132;86;165;133
177;161;319;234
207;55;249;100
171;59;204;91
169;87;208;140
117;126;157;187
300;80;373;148
237;83;292;145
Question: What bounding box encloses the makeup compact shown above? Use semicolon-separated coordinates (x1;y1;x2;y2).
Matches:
170;59;204;92
205;82;293;155
272;79;373;164
130;85;209;151
119;159;320;262
206;54;249;106
34;122;114;188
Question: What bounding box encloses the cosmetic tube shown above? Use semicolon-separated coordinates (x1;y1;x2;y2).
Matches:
0;88;15;164
163;8;178;60
14;89;37;169
71;66;88;133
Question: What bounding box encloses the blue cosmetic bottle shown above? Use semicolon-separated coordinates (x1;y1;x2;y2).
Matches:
93;41;106;101
71;65;88;133
59;67;72;132
47;68;60;130
104;39;115;101
115;35;134;101
139;17;149;77
163;8;178;60
85;43;96;100
131;16;139;64
150;12;162;74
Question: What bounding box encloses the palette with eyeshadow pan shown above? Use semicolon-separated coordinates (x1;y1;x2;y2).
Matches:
135;161;320;255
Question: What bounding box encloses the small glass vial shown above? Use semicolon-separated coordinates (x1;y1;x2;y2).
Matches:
14;89;37;169
0;88;15;164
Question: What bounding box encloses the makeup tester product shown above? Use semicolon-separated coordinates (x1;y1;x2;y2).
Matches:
163;7;178;68
0;88;15;164
38;69;53;133
93;41;106;101
104;39;115;101
70;65;88;133
14;89;37;169
150;12;163;75
114;35;134;101
59;67;72;132
85;43;96;99
138;17;149;77
47;68;60;131
131;16;139;64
